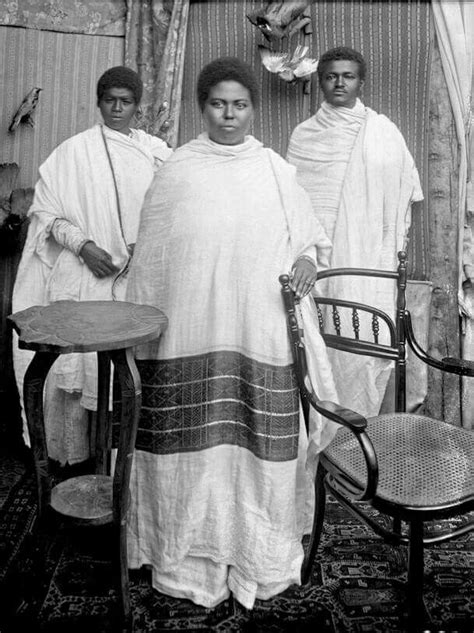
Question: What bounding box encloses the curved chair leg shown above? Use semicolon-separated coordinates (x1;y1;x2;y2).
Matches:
23;350;59;515
110;347;142;630
117;522;132;632
407;518;427;627
302;460;327;584
393;517;402;535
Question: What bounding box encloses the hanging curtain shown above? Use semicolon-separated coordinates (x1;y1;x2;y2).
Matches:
0;0;126;35
125;0;189;147
432;0;474;428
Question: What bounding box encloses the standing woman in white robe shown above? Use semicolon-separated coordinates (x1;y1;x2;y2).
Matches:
12;66;172;466
126;57;339;610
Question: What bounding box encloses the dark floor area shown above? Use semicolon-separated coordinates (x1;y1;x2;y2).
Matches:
0;445;473;633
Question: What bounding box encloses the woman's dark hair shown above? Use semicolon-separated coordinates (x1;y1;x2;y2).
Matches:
196;57;259;111
97;66;143;104
317;47;366;83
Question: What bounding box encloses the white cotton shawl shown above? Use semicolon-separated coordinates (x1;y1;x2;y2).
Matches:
124;133;340;609
128;133;329;356
12;124;172;417
288;101;423;417
287;99;366;241
127;132;339;452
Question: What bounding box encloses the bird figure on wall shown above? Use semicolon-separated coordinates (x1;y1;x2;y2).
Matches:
259;44;318;83
8;87;42;133
247;1;311;42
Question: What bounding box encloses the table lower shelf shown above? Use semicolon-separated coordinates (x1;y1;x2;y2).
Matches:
51;474;113;525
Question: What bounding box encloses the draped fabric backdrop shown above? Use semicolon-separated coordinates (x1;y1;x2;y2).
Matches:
125;0;190;147
178;0;432;280
0;0;125;35
124;0;172;129
432;0;474;430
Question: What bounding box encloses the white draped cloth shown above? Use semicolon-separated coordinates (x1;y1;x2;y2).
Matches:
125;133;339;609
12;123;172;464
287;100;423;417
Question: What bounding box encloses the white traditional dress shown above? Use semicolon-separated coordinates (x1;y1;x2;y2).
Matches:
12;123;172;464
287;99;423;417
125;133;339;609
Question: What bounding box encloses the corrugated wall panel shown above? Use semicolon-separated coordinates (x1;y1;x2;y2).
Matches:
0;26;124;189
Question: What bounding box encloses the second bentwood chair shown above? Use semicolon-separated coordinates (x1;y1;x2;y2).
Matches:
279;251;474;630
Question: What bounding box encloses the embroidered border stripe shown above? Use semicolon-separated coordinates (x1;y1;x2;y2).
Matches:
114;351;300;461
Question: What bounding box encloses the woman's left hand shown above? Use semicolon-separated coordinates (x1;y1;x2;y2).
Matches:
291;257;317;299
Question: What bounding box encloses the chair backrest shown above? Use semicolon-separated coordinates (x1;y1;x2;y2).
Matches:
280;251;410;415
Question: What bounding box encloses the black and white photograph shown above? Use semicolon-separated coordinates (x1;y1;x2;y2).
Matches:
0;1;473;631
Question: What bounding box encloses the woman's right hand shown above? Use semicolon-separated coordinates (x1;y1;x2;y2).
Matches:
79;241;120;278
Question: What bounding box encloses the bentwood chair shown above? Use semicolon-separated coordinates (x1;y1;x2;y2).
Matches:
279;251;474;629
8;300;167;631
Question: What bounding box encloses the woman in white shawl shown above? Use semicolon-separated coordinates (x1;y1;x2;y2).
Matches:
126;57;338;610
12;66;172;466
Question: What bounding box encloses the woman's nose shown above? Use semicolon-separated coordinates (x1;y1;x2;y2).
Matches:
112;100;122;111
224;105;234;118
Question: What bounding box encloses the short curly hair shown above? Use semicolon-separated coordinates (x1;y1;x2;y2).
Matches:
317;47;366;83
97;66;143;104
196;57;259;111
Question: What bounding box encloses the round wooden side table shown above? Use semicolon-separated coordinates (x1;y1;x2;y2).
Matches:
8;299;167;629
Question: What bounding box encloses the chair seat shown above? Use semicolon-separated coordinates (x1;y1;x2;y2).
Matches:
324;413;474;509
50;474;114;524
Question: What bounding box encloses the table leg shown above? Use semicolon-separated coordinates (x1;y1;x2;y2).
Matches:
95;351;111;475
109;347;142;625
23;350;59;515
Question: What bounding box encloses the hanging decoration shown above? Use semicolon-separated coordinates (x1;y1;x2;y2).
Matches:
248;2;315;92
246;1;311;42
258;44;318;84
8;88;42;133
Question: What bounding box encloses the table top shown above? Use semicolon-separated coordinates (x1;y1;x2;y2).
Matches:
8;300;168;354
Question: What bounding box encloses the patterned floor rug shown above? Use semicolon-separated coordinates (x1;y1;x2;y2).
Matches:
0;456;472;633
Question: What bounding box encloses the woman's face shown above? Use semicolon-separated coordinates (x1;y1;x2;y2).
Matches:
99;87;138;135
202;80;254;145
320;60;364;109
